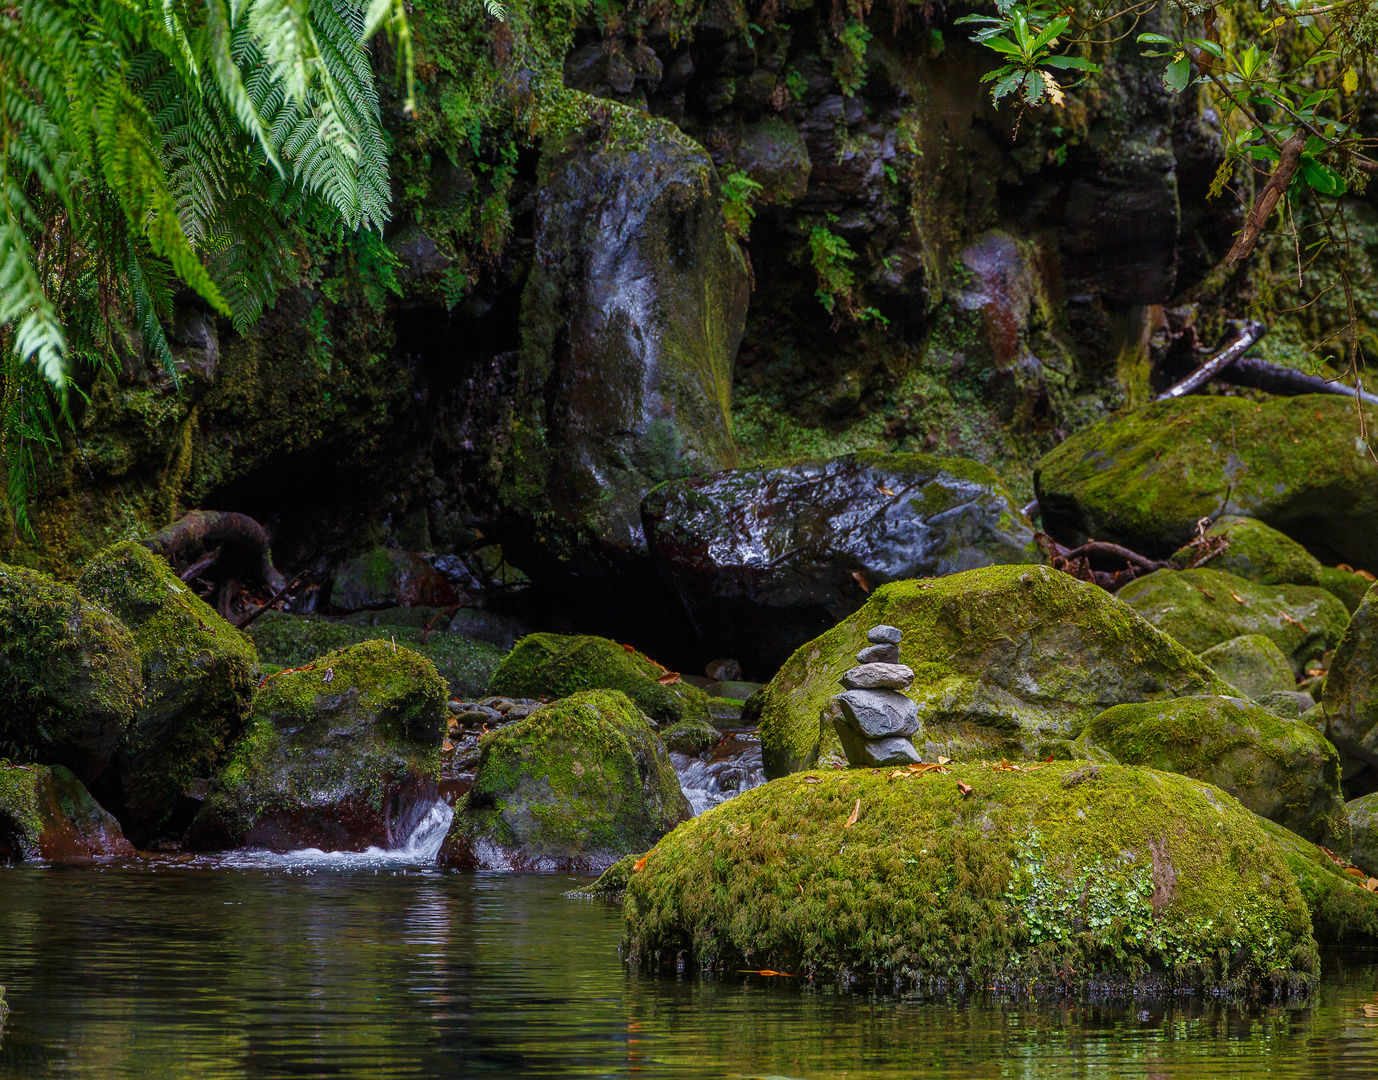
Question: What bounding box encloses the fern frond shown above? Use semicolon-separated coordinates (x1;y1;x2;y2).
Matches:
0;183;66;388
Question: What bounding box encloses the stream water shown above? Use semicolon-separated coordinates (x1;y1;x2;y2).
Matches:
1;860;1378;1079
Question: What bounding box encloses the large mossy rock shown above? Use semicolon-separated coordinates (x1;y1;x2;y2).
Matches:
1197;635;1297;700
1117;568;1348;676
623;764;1319;995
1175;515;1322;586
329;548;458;611
487;632;710;723
1075;696;1349;851
76;542;257;840
0;762;135;862
438;690;690;871
0;564;141;782
496;106;750;594
1319;567;1373;614
246;610;505;698
185;640;447;852
1322;584;1378;789
1253;815;1378;945
642;452;1038;674
756;565;1230;777
1348;792;1378;876
1034;395;1378;566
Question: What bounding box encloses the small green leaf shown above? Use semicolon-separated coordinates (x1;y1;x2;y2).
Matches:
1164;55;1191;93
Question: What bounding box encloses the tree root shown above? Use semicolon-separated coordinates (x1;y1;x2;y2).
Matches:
144;511;286;591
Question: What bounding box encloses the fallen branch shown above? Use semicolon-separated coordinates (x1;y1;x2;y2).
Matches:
1156;321;1267;401
179;546;221;584
144;510;285;590
1220;355;1378;407
233;570;310;631
1035;533;1172;592
1223;134;1306;267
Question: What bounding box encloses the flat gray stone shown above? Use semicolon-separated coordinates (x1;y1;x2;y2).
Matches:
867;624;902;646
832;716;921;767
840;663;915;691
836;688;920;738
856;643;899;665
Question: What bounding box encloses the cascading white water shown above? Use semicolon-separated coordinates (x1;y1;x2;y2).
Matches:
669;731;765;817
218;799;454;870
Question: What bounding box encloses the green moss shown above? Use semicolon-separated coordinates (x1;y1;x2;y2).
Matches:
623;764;1319;996
246;610;504;699
0;763;44;860
1075;695;1349;851
1178;515;1322;586
1253;816;1378;946
488;633;710;723
1319;567;1374;614
447;689;689;868
1117;568;1349;676
661;718;720;753
1197;634;1297;700
757;564;1232;777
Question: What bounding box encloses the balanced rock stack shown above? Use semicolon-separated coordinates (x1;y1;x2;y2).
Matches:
828;624;922;767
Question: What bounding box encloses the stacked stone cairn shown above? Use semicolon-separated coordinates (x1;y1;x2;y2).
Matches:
829;624;922;767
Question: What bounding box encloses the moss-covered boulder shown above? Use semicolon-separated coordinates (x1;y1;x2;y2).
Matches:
1198;635;1297;700
1347;793;1378;876
642;452;1039;673
1117;568;1348;676
1253;815;1378;945
756;565;1231;777
0;564;141;782
1033;395;1378;566
661;718;720;753
1075;696;1349;850
76;542;257;841
329;548;458;611
245;609;505;698
623;764;1319;996
1319;567;1374;614
0;762;135;862
185;640;447;852
1175;515;1322;586
439;690;690;871
1325;585;1378;791
488;633;710;723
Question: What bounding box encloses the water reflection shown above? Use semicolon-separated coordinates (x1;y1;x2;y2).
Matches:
0;866;1375;1078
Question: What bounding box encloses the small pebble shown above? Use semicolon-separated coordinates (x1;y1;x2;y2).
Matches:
867;624;902;646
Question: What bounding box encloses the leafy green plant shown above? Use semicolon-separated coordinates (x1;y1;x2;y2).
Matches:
955;0;1099;108
720;170;764;241
807;221;888;326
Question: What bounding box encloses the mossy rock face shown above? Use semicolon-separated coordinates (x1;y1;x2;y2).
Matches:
1075;696;1349;851
756;565;1230;778
1034;395;1378;566
185;640;447;852
0;564;141;782
76;542;257;841
1176;515;1322;586
1198;634;1297;700
661;718;721;753
1118;568;1348;676
245;609;505;699
1324;585;1378;787
623;764;1319;996
439;690;690;871
1347;793;1378;877
496;116;749;589
642;452;1039;674
0;762;135;862
1319;567;1374;614
487;633;710;723
1253;815;1378;946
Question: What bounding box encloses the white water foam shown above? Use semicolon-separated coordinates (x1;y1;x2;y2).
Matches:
217;799;454;870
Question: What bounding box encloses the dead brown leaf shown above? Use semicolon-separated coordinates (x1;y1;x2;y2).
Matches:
622;643;637;653
957;781;973;797
876;485;896;497
1346;866;1366;879
1281;612;1307;631
844;798;861;827
441;739;454;752
656;671;682;685
1367;878;1378;892
1362;569;1378;583
803;776;822;783
907;763;947;774
937;755;950;765
1229;590;1246;604
1339;563;1356;573
851;570;871;593
1198;588;1216;601
738;970;794;977
633;855;649;873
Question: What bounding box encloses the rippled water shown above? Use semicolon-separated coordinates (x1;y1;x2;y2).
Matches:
2;863;1378;1079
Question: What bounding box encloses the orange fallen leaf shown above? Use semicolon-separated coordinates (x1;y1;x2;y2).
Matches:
622;643;637;653
1339;563;1356;573
798;883;805;895
1281;613;1307;631
844;798;861;827
633;855;649;873
656;671;682;685
738;970;794;977
1307;668;1326;677
1229;590;1246;604
876;485;896;497
889;769;912;779
1361;569;1378;583
1043;755;1054;763
1198;588;1216;601
851;570;871;593
907;763;946;773
1346;866;1366;879
957;781;973;797
442;739;454;751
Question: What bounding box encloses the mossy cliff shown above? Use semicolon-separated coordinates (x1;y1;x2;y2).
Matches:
623;764;1319;996
755;564;1231;777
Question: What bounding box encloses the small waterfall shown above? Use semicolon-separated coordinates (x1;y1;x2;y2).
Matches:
670;731;766;817
218;800;454;869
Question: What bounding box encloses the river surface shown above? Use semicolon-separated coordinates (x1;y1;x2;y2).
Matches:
2;862;1378;1078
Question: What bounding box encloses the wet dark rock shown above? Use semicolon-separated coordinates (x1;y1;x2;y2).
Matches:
76;542;257;843
0;762;136;861
330;548;458;611
732;118;811;204
704;658;741;681
642;452;1038;674
660;718;720;753
186;640;447;852
0;564;141;784
439;690;690;872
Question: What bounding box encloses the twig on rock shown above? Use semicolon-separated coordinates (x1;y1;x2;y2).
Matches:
1035;533;1172;592
1157;321;1267;401
233;570;310;631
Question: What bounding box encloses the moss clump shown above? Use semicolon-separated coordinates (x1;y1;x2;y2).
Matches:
1118;568;1349;676
661;718;721;753
441;690;690;871
0;763;44;861
1176;515;1322;586
488;633;710;723
623;764;1319;996
0;564;141;782
185;639;447;852
756;565;1231;778
1348;792;1378;877
1034;395;1378;566
1319;567;1374;614
1198;634;1297;700
245;610;505;698
76;542;257;839
1075;696;1349;851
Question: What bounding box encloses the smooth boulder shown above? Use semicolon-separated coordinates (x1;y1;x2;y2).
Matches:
0;763;135;861
1175;515;1321;586
77;542;257;841
0;564;141;782
1075;696;1349;850
642;453;1038;672
755;564;1231;777
185;640;447;852
438;690;690;871
1198;634;1297;700
1034;395;1378;566
1117;568;1347;676
1323;586;1378;791
1349;793;1378;876
623;764;1318;995
329;548;458;611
